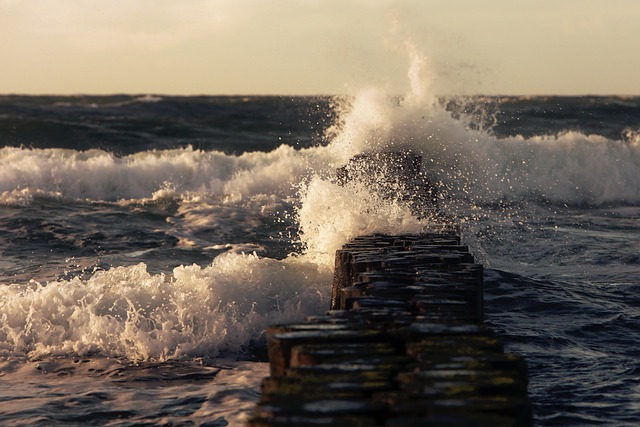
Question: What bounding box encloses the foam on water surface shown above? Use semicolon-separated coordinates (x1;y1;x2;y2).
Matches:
1;47;640;426
0;255;331;360
1;55;640;361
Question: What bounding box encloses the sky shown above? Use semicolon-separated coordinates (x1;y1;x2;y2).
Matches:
2;0;640;96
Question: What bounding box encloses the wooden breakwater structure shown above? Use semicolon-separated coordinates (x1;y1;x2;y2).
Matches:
248;152;532;427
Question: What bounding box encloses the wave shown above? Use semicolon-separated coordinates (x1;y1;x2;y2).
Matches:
322;88;640;207
0;256;331;360
2;112;638;209
2;52;640;362
0;145;318;202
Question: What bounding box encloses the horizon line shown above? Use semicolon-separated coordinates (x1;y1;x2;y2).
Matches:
1;92;640;98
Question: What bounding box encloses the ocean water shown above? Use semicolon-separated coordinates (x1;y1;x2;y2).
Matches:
0;88;639;426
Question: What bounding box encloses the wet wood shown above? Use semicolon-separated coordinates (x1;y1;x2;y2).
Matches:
249;230;532;426
248;152;531;426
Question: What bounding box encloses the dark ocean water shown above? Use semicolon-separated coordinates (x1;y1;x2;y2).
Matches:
0;93;639;426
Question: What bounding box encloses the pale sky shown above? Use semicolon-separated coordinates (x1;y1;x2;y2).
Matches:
2;0;639;95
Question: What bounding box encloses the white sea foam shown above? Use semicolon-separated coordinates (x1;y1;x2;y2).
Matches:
1;51;640;362
0;255;331;360
322;74;640;208
297;178;428;265
0;145;317;202
0;105;638;208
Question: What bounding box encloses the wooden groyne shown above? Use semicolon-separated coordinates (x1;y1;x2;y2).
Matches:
248;153;532;426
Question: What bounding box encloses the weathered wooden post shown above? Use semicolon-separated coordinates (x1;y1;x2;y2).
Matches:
248;152;532;426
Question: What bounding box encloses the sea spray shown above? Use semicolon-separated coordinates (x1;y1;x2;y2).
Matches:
2;51;640;365
0;52;443;360
296;178;427;266
0;255;331;360
323;70;640;209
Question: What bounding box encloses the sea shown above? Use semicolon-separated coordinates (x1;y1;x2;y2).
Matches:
0;89;639;426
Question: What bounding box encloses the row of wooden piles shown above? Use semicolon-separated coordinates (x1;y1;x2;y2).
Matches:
248;151;531;425
248;228;532;426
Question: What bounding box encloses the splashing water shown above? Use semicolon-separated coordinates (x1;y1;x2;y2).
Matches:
1;48;640;366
